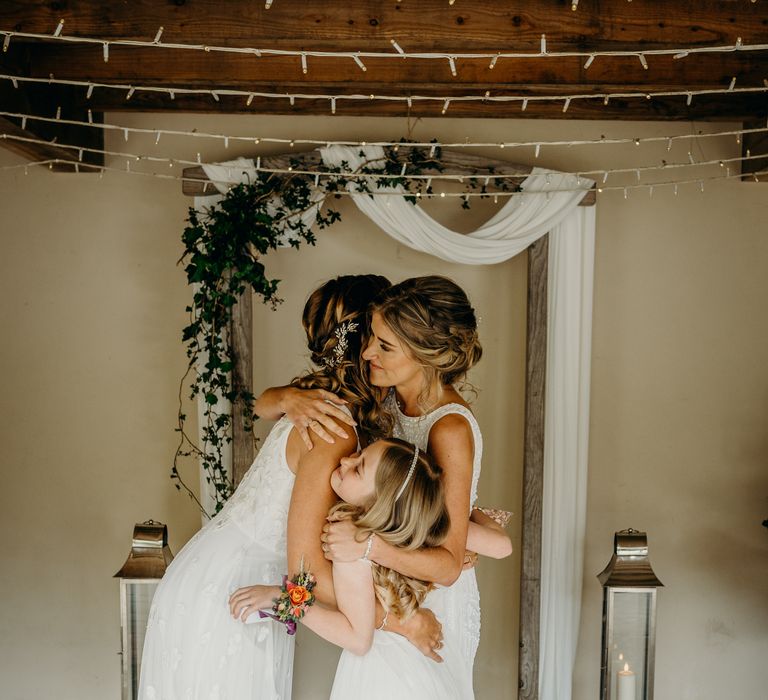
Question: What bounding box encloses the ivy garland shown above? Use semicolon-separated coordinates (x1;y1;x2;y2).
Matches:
171;141;518;517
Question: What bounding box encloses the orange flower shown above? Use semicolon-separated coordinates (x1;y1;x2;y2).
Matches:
287;584;311;607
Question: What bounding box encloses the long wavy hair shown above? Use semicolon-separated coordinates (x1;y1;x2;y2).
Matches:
330;438;450;620
291;274;392;441
371;275;482;409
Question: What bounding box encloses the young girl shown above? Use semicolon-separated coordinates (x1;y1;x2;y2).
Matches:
231;437;474;700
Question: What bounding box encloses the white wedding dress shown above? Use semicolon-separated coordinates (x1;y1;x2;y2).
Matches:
138;416;298;700
330;396;483;700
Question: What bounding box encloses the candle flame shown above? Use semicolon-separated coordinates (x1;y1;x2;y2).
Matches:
619;653;624;661
624;663;629;672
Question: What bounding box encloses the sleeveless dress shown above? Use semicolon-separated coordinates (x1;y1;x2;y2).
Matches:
329;395;483;700
138;416;297;700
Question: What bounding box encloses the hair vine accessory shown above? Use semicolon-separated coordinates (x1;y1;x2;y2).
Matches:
259;559;317;635
394;446;420;501
323;320;359;368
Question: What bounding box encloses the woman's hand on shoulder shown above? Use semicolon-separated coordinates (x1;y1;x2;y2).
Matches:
281;386;356;449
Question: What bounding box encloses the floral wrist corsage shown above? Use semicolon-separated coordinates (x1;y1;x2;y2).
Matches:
259;562;317;635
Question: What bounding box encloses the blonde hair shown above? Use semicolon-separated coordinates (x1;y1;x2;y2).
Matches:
371;276;482;408
291;275;393;441
330;438;450;620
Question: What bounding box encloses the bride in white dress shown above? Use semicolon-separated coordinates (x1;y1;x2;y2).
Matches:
138;275;443;700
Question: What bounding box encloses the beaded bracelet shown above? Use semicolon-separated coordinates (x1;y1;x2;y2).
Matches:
360;533;375;562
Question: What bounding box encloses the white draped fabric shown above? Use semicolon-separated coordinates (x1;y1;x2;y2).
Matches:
540;205;595;700
198;149;596;700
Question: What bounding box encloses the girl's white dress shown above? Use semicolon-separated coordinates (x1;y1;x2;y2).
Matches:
330;398;483;700
138;416;297;700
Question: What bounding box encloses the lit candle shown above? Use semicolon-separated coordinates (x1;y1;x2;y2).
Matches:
617;662;636;700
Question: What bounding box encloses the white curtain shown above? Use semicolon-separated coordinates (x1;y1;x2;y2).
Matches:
539;206;595;700
199;150;596;700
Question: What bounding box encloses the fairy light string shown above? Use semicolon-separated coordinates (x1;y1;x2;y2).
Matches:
1;72;766;114
1;107;766;154
2;157;764;196
6;74;768;113
1;130;764;190
1;26;765;65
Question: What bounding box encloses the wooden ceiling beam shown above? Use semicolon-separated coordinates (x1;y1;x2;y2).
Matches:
1;2;765;122
0;1;765;51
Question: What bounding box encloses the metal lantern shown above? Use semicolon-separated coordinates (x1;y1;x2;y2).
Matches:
598;529;663;700
114;521;174;700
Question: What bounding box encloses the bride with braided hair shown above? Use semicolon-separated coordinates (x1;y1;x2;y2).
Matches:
139;275;449;700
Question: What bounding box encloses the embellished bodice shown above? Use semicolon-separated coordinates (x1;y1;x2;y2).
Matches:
385;391;484;670
386;392;483;511
210;416;296;558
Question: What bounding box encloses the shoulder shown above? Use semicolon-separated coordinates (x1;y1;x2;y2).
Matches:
430;411;473;439
428;412;474;458
291;421;358;473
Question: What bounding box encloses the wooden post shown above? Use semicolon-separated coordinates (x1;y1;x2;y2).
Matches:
518;234;548;700
230;289;254;487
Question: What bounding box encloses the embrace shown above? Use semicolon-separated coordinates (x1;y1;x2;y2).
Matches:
139;275;513;700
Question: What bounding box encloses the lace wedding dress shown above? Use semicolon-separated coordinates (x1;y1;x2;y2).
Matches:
330;396;482;700
138;416;297;700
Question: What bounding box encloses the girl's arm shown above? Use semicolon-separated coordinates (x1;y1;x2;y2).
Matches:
323;414;473;587
253;385;356;448
301;560;375;656
466;508;513;559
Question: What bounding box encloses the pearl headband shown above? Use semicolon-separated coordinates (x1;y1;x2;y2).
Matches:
394;446;420;502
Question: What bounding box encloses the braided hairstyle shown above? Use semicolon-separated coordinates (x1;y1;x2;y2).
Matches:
292;274;392;441
329;438;450;620
371;275;482;407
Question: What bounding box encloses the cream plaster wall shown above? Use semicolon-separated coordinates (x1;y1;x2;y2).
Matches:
0;114;766;700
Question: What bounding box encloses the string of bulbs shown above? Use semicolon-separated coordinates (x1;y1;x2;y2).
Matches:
2;72;766;114
1;130;763;189
2;24;765;72
1;107;765;154
1;157;764;199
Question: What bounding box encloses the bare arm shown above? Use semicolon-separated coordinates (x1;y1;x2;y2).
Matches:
466;508;513;559
228;423;356;620
286;426;358;607
301;560;375;656
253;385;356;449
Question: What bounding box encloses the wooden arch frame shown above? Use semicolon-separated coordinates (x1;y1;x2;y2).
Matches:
182;150;594;700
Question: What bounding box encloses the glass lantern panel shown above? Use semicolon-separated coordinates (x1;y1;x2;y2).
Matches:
608;589;653;700
121;580;159;700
